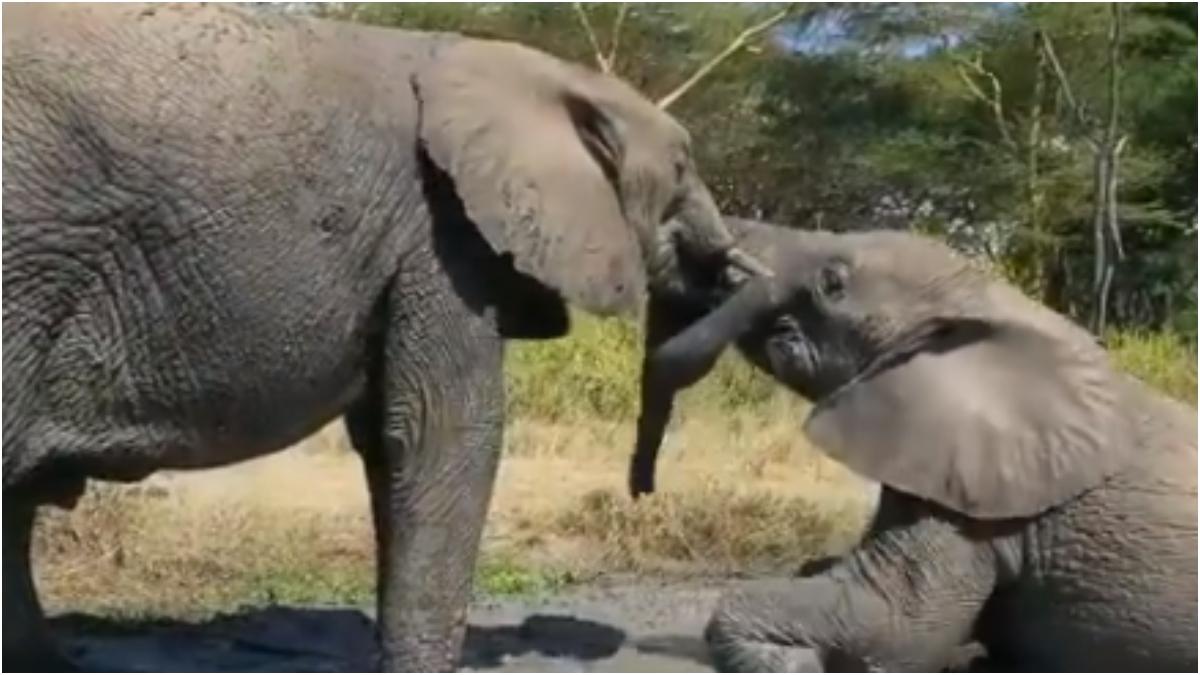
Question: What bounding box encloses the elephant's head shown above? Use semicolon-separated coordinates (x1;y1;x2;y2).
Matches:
633;222;1134;520
412;38;768;324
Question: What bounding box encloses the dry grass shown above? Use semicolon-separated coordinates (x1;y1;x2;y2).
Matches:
491;405;872;577
33;407;874;617
33;460;375;618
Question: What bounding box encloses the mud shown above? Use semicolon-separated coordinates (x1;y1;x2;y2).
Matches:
56;579;735;672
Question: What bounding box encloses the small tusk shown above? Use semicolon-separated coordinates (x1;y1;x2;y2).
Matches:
726;247;774;279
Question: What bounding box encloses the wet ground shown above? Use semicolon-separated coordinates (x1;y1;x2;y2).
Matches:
57;580;731;672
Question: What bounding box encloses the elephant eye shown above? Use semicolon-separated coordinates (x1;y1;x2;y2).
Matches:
817;262;849;301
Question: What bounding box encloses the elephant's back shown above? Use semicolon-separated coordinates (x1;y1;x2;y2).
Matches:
1001;382;1197;670
3;3;436;133
2;2;434;254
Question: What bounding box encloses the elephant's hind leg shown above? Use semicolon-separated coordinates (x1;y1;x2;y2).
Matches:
3;497;74;672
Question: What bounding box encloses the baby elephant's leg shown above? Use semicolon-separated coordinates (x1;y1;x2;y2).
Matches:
707;500;1001;672
705;575;887;672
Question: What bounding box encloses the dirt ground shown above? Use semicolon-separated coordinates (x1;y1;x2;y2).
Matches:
58;579;739;672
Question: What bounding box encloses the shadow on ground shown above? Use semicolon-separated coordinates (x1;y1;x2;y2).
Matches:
53;605;710;672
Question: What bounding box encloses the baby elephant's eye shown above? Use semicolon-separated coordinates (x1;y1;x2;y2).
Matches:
817;262;849;301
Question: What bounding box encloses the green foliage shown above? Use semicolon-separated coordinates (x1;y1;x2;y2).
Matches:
504;313;642;421
505;311;778;422
324;3;788;103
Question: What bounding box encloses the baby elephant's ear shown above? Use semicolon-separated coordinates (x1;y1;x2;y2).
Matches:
803;317;1132;519
413;39;645;317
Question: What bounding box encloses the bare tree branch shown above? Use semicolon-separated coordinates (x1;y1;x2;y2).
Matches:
606;3;630;73
573;2;610;73
1089;2;1125;333
1103;3;1123;146
951;52;1019;152
1038;30;1096;146
657;4;796;110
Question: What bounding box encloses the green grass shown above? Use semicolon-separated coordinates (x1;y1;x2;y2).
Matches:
237;563;374;608
505;311;780;422
1107;329;1198;404
474;555;574;597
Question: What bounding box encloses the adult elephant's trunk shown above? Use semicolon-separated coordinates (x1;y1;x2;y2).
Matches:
630;275;776;497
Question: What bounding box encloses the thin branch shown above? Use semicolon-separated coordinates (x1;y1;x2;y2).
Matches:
1104;3;1123;142
1038;30;1096;146
1105;3;1126;261
951;53;1018;152
573;3;610;73
1091;3;1126;332
657;4;796;110
606;3;630;73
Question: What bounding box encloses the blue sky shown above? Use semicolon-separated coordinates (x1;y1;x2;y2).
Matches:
775;4;1011;58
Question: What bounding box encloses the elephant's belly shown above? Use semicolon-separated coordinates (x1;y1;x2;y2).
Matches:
989;586;1197;671
27;291;378;482
32;359;368;484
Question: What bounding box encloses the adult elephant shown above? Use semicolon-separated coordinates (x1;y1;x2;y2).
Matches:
632;218;1197;671
1;4;769;671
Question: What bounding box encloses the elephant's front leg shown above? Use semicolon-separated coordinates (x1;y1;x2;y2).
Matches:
347;279;505;672
707;500;1001;672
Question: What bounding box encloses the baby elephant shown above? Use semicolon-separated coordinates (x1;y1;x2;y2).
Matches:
633;218;1197;671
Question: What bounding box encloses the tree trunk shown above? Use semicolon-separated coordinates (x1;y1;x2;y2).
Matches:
1089;3;1124;334
1029;31;1049;303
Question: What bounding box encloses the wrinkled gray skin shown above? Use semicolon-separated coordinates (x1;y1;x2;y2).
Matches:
1;5;768;671
635;218;1198;671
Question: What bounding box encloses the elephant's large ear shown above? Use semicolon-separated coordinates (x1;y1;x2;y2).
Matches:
803;315;1131;519
413;40;644;316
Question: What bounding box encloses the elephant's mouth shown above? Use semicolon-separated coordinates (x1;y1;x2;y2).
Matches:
764;315;826;400
764;315;870;403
